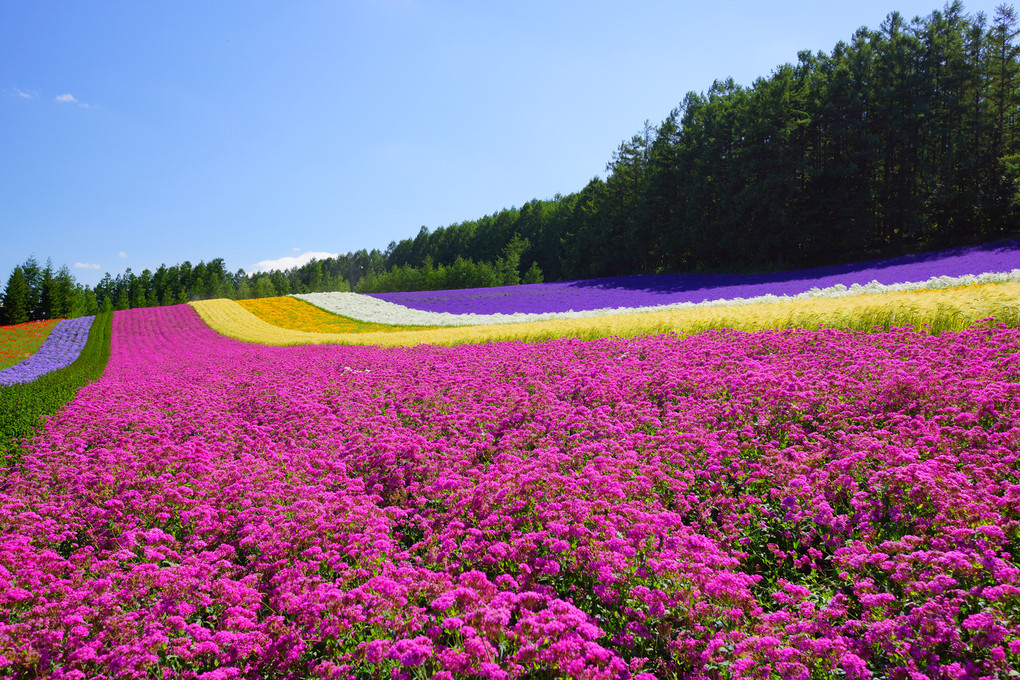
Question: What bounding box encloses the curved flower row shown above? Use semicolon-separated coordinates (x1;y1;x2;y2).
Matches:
371;239;1020;315
0;320;61;370
199;282;1020;348
1;305;1018;678
0;316;95;386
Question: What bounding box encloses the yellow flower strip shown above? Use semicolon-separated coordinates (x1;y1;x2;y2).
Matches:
236;296;429;333
192;281;1020;347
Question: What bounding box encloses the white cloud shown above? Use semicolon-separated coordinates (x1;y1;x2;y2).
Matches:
74;262;101;270
118;251;128;258
255;251;339;273
55;93;89;108
13;87;34;99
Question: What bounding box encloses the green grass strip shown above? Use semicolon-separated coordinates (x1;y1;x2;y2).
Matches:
0;311;113;466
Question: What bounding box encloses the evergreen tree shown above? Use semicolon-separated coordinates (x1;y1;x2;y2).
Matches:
19;256;42;320
38;259;57;319
1;267;31;325
522;261;544;284
52;265;77;318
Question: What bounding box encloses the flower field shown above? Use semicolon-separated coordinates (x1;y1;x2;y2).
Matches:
237;297;429;334
0;317;95;386
1;301;1019;679
0;319;61;370
198;282;1020;348
371;239;1020;315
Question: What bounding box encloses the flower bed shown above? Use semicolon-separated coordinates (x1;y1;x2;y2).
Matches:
371;240;1020;315
0;316;95;386
2;304;1018;678
0;319;61;370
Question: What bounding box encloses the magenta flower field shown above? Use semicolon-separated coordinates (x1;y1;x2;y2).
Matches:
2;305;1019;679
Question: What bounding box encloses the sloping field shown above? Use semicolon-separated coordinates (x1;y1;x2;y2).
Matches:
1;304;1018;678
197;281;1020;347
0;319;60;370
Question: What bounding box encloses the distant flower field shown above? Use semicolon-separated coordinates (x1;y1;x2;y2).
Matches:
198;281;1020;347
1;305;1018;678
370;238;1020;315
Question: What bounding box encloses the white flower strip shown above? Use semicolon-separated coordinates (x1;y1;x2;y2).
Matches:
295;269;1020;327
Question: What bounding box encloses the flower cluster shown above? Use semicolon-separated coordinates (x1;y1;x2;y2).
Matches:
0;316;94;386
1;305;1018;678
371;239;1020;315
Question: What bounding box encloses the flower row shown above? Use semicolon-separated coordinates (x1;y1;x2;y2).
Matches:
1;305;1018;678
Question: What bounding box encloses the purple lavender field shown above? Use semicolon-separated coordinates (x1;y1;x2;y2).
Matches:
372;239;1020;315
0;316;94;386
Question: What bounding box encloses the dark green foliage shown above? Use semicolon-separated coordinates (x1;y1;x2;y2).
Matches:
0;258;98;324
0;311;112;465
523;261;544;284
0;267;31;325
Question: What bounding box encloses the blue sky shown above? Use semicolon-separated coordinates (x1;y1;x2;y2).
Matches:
1;0;1007;287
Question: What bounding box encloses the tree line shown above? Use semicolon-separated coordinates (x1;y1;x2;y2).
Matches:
0;256;351;325
377;2;1020;279
3;2;1019;325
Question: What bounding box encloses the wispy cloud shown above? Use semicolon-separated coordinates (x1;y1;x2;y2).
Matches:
74;262;101;270
3;86;36;99
255;251;339;273
55;93;89;108
118;251;128;258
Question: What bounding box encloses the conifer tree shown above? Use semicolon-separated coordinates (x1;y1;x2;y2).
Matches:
1;267;32;325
